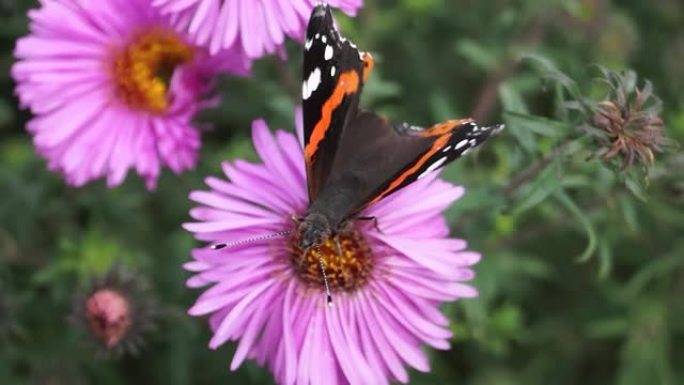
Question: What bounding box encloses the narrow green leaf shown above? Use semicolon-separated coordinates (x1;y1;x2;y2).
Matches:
503;110;568;138
554;189;598;262
511;165;559;214
454;39;499;71
598;239;613;279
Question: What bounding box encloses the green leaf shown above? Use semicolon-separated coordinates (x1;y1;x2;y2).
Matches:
503;110;568;139
597;239;613;279
454;39;499;71
521;53;583;101
553;189;598;262
622;251;684;300
624;173;649;201
619;195;640;233
510;167;555;214
499;82;529;114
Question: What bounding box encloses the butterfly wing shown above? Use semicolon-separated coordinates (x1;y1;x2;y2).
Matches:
301;4;503;226
302;4;374;202
308;111;503;223
362;115;504;207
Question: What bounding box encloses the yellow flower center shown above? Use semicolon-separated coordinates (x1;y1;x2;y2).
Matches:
113;29;194;113
290;229;374;292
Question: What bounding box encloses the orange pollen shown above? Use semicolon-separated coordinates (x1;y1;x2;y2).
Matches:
290;229;374;292
113;29;194;113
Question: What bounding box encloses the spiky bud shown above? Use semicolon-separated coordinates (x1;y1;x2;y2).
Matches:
71;266;157;356
589;70;669;171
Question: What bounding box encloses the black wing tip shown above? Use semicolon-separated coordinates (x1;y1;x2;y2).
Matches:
489;124;505;134
307;3;334;37
470;122;505;138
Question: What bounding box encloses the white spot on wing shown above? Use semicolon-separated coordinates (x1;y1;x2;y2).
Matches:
455;140;468;150
442;146;452;152
321;35;327;43
305;38;313;50
324;45;334;60
302;67;322;100
417;156;448;179
330;66;336;76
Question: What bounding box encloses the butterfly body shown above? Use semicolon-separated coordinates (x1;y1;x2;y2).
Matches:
297;5;503;252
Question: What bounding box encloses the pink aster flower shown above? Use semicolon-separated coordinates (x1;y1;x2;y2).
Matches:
184;116;481;385
153;0;363;59
12;0;249;189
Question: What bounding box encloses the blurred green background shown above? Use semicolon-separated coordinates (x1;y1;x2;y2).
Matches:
1;0;683;384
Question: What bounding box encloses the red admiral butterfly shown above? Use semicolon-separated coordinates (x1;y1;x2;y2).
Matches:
214;4;503;304
296;4;503;301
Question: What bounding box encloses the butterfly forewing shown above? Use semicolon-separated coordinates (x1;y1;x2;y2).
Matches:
302;4;369;202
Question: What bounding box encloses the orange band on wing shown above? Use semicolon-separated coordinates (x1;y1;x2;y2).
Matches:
305;70;360;162
362;53;374;83
419;118;473;137
369;133;452;205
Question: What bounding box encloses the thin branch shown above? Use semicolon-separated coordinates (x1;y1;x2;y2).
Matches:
503;139;572;198
470;13;554;122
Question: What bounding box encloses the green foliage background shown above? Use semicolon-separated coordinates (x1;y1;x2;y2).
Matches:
1;0;683;384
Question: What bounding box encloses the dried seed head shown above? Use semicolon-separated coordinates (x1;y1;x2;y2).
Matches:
588;70;670;171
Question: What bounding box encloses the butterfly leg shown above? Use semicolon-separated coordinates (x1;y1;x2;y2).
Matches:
355;216;383;233
291;214;304;224
334;235;343;256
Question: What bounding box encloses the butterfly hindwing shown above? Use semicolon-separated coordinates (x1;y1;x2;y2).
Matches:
365;119;504;206
308;111;503;223
302;4;373;202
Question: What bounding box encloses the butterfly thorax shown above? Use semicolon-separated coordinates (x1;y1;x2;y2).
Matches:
298;186;360;249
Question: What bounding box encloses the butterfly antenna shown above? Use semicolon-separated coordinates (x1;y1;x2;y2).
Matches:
315;244;333;306
210;230;291;250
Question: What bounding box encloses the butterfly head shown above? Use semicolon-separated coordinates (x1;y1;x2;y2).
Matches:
311;3;331;19
296;212;333;250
